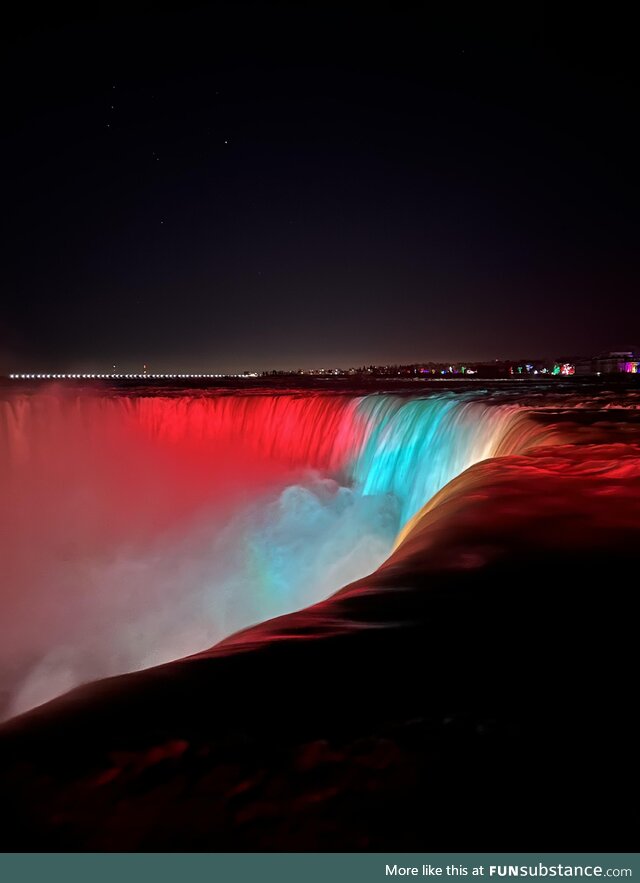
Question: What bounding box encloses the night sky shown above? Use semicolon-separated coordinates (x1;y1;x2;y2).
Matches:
2;2;639;373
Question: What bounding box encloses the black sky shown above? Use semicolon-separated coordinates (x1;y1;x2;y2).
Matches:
2;2;639;372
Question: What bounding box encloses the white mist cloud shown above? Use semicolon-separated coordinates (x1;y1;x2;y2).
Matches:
6;475;400;719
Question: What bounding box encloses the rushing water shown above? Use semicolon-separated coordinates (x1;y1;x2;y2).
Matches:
0;387;553;717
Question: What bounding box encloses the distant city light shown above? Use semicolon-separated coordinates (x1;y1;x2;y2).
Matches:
7;373;261;380
4;355;637;381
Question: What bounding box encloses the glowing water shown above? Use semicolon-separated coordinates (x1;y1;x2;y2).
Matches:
351;395;539;523
0;389;548;717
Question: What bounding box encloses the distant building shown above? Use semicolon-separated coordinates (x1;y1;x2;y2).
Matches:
574;350;640;375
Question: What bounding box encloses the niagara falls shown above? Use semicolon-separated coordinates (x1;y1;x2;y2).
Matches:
4;0;639;862
1;375;638;851
0;384;550;718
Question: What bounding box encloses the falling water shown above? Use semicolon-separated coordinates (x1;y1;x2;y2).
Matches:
0;387;553;717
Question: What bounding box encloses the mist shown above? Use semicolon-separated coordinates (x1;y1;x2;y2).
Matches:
0;388;399;718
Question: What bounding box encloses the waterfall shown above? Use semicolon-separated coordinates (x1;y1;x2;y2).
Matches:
350;395;534;524
1;389;546;507
0;387;551;718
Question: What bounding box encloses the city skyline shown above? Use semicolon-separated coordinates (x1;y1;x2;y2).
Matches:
3;342;639;376
8;347;639;380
